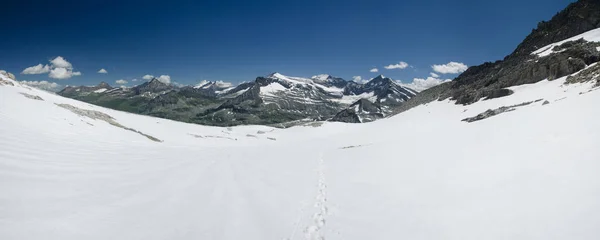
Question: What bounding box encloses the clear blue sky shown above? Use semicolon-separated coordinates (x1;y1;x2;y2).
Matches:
0;0;576;87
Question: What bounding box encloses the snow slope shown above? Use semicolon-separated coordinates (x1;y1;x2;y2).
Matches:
533;27;600;57
1;68;600;240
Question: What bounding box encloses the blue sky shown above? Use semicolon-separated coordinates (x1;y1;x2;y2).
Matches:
0;0;575;89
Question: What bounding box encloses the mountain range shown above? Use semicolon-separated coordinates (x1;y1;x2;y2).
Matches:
58;73;417;126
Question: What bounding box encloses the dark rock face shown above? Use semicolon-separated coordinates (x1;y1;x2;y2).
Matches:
330;109;361;123
331;98;385;123
484;89;514;100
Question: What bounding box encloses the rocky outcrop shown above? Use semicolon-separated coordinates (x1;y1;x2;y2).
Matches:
461;99;543;123
55;103;161;142
565;62;600;85
331;98;385;123
19;92;44;101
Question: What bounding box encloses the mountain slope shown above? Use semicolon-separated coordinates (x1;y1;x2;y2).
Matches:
399;0;600;109
2;65;600;239
511;0;600;57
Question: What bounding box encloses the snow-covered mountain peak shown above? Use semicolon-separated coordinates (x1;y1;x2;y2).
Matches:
194;80;233;90
267;72;286;79
266;72;314;85
311;74;331;81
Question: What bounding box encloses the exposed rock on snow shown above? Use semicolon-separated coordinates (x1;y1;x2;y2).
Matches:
19;92;44;101
0;78;15;86
566;62;600;85
55;103;162;142
462;99;544;123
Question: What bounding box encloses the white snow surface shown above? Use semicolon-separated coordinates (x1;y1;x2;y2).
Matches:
260;82;288;96
1;69;600;239
533;27;600;57
93;88;107;93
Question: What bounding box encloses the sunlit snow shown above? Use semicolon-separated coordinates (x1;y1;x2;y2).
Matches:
1;66;600;240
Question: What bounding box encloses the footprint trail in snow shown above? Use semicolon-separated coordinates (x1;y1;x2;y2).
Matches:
304;154;329;240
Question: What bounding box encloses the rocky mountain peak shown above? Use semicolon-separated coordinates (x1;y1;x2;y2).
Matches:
97;82;112;89
148;78;165;85
366;75;392;86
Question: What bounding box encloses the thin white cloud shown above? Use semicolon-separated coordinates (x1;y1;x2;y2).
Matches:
352;76;368;84
50;56;72;69
432;62;468;74
143;74;154;80
115;79;128;85
21;64;50;75
98;68;108;74
49;67;73;79
19;80;62;92
369;68;379;73
157;75;171;84
132;78;138;82
384;61;409;70
401;76;451;92
23;56;81;79
430;72;440;78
